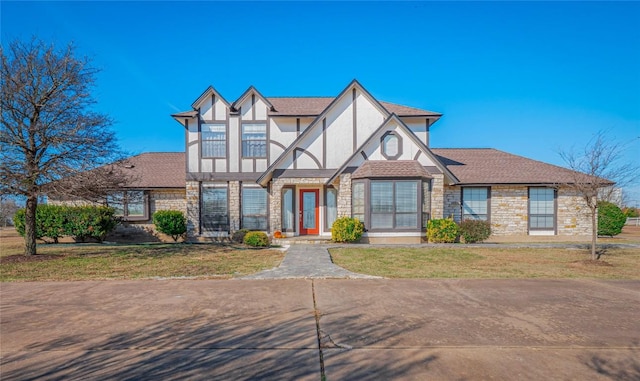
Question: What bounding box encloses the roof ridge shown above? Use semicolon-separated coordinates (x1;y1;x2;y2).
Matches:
266;96;334;99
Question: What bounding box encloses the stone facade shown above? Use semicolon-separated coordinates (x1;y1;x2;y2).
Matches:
186;181;200;236
430;174;444;219
490;186;529;235
229;181;241;232
336;174;352;218
269;177;329;234
557;187;592;236
443;185;461;222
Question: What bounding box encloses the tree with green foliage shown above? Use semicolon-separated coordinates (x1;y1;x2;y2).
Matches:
153;210;187;242
1;38;128;255
597;201;627;237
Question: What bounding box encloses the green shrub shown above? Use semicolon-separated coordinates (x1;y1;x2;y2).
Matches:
14;205;116;243
427;218;459;243
64;206;117;242
331;217;364;243
153;210;187;241
243;231;270;247
232;229;250;243
459;219;491;243
14;205;66;242
598;201;627;236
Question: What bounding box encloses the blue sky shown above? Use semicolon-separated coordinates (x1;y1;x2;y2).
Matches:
2;1;639;203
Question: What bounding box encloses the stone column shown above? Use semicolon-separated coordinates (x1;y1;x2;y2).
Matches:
186;181;200;237
337;174;352;217
229;181;241;232
270;179;284;233
431;174;444;219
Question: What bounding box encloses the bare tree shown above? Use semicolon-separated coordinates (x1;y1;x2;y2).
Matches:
1;38;129;255
0;195;20;228
560;131;639;260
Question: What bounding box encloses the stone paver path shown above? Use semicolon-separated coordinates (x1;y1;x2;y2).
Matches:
242;245;379;279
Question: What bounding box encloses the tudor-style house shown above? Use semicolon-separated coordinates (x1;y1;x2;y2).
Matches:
171;80;594;243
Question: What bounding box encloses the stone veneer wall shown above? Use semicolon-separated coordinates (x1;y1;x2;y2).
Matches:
443;185;461;222
490;186;528;235
557;187;591;236
186;181;200;236
229;181;241;232
336;174;352;218
430;174;444;219
269;177;329;233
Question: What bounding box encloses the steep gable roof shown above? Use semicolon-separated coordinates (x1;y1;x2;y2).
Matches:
191;85;230;109
431;148;608;185
257;79;391;186
326;113;457;185
231;85;274;112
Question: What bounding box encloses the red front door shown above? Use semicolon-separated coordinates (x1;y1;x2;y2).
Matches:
299;189;319;235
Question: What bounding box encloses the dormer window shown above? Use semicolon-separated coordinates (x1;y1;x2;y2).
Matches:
202;124;226;157
242;123;267;158
381;131;402;159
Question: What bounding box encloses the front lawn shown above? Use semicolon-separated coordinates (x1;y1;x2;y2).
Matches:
0;229;284;282
329;246;640;279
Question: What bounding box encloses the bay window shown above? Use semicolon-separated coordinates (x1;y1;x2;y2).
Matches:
353;180;421;231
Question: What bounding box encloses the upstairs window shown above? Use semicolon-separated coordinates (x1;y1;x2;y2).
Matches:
462;187;490;221
202;124;226;157
381;131;402;159
242;123;267;158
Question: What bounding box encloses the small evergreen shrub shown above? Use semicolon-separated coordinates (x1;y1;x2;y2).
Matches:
244;231;270;247
331;217;364;243
598;201;627;236
232;229;250;243
427;218;459;243
153;210;187;241
64;206;117;242
459;219;491;243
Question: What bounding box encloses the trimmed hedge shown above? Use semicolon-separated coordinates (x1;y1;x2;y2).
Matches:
14;205;117;243
459;219;492;243
427;218;459;243
153;210;187;242
244;231;270;247
331;217;364;243
598;201;626;236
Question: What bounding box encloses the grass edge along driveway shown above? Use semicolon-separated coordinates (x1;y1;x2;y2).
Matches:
329;246;640;279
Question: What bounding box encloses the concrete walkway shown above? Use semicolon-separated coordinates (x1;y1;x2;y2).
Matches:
241;245;379;279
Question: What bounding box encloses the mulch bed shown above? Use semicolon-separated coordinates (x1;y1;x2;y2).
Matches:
572;259;613;267
0;254;64;264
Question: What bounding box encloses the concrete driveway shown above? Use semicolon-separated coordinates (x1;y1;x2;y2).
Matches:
1;279;638;380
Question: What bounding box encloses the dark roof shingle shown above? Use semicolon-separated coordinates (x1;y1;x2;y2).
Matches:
122;152;185;188
261;97;440;117
430;148;596;185
352;160;432;179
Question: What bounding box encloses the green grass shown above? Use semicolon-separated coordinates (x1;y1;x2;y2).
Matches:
1;230;284;282
329;246;640;279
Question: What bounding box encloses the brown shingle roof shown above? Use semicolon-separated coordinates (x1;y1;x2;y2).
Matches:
352;160;433;179
122;152;185;188
265;97;440;117
430;148;595;185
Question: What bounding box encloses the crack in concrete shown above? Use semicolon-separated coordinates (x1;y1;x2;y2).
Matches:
312;280;326;380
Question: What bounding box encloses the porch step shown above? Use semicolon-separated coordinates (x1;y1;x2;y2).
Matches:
272;237;332;245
